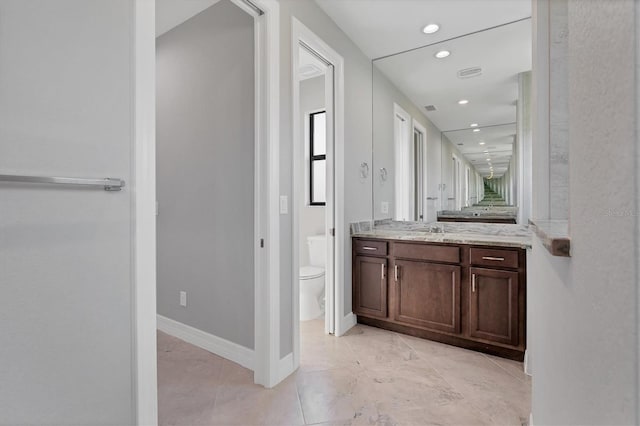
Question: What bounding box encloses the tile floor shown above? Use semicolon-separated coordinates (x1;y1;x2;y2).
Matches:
158;320;531;426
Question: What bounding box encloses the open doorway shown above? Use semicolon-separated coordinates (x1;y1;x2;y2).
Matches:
291;19;348;372
153;0;278;421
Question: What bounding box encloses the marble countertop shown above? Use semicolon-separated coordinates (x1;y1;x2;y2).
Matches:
529;219;571;256
437;207;518;219
351;220;532;249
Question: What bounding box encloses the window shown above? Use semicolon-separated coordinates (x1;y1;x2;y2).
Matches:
309;111;326;205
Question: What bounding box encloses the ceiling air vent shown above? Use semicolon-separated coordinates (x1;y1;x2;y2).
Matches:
424;105;437;112
457;66;482;79
299;64;323;79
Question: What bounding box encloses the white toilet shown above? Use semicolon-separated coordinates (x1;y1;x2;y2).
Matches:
300;235;326;321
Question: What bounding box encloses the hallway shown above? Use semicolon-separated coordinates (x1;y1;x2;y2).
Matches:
158;321;531;425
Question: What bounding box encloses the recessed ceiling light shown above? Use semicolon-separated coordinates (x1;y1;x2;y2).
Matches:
422;24;440;34
434;50;450;59
470;123;479;128
458;99;469;105
473;128;480;132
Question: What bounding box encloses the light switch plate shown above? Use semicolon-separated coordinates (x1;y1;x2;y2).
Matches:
381;201;389;214
280;195;288;214
179;291;187;307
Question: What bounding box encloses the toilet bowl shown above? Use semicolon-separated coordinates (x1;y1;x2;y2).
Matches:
300;234;326;321
299;266;325;321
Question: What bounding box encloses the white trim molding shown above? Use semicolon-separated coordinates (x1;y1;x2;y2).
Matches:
336;312;357;337
277;353;294;384
157;315;254;370
228;0;281;389
133;1;157;424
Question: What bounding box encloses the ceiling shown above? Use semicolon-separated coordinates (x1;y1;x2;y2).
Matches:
374;18;531;132
156;0;220;37
443;124;516;178
316;0;532;179
315;0;531;59
299;47;327;80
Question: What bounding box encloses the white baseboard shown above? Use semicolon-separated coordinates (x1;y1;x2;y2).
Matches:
277;353;294;383
335;312;357;337
524;349;533;376
157;315;254;371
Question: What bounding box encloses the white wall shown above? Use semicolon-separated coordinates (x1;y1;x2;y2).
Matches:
156;0;256;349
299;76;326;265
278;0;374;357
530;0;638;423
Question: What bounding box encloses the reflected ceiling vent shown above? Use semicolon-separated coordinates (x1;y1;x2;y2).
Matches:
457;143;463;146
457;66;482;79
424;105;437;112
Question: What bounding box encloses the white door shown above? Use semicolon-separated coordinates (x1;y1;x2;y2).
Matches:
0;1;140;424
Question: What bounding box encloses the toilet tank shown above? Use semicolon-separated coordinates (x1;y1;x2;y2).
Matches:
307;235;326;267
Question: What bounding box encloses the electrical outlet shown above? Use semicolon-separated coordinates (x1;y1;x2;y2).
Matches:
381;201;389;214
179;291;187;307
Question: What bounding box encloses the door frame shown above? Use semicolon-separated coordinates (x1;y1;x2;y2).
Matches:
291;17;347;373
412;119;427;221
133;0;281;422
393;103;411;220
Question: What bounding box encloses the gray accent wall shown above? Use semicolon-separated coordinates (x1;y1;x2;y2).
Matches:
156;0;255;350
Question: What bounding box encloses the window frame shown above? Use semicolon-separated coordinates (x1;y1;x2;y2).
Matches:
309;110;327;206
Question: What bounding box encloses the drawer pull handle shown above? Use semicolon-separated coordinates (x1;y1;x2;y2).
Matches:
381;264;385;280
482;256;505;261
362;246;378;251
394;265;399;281
472;273;476;292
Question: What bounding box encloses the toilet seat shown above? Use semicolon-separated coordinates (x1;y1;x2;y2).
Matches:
300;266;324;280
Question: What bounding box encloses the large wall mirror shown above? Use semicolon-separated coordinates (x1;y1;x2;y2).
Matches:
372;17;532;224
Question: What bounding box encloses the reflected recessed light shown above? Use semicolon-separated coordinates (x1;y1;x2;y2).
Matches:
422;24;440;34
473;128;480;132
470;123;479;127
434;50;450;59
486;158;491;161
479;141;486;145
458;99;469;105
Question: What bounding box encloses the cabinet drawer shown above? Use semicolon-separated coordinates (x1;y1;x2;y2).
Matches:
354;239;388;256
394;243;460;264
470;247;519;269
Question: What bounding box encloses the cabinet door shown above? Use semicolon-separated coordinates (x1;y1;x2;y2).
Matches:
469;267;519;345
394;260;461;333
354;256;388;318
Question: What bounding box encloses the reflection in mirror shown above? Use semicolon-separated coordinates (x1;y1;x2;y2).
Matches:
372;18;531;224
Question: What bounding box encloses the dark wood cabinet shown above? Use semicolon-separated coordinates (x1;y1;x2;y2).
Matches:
469;267;519;345
394;260;461;333
353;255;388;319
352;237;527;361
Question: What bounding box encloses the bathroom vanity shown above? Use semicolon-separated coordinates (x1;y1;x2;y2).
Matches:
351;221;529;361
